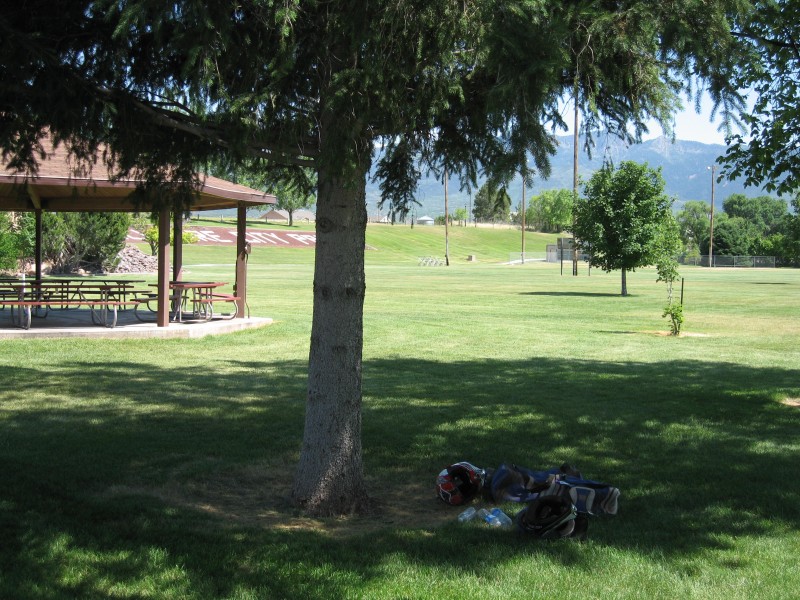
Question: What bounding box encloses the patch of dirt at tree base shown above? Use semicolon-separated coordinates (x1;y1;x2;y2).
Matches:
642;330;711;337
103;461;456;538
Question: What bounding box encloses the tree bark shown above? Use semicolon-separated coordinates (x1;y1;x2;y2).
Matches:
291;157;370;516
621;268;628;297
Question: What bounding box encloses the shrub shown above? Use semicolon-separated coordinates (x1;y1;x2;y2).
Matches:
0;212;35;272
42;212;131;272
662;302;684;336
144;227;199;255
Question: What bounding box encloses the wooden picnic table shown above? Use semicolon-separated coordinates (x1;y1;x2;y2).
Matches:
0;279;150;329
138;281;239;323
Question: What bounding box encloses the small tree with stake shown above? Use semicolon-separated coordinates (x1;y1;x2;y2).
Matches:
656;232;684;336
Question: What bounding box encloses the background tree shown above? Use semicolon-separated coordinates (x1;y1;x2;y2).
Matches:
693;193;792;262
493;187;512;223
472;181;510;223
210;162;317;226
471;183;493;222
676;200;711;255
721;193;788;236
272;183;315;227
699;214;761;257
781;196;800;266
0;0;750;516
572;161;680;296
453;207;468;227
527;189;574;232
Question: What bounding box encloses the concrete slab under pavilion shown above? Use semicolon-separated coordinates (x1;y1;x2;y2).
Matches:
0;308;273;340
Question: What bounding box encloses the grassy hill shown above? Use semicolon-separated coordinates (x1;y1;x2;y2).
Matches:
187;217;561;265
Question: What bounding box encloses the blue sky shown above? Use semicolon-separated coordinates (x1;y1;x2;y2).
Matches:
562;92;743;146
644;93;734;145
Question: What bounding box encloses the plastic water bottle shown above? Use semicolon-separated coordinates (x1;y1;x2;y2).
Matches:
476;508;490;523
490;508;513;529
458;506;477;523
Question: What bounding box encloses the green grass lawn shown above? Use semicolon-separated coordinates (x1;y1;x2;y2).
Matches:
1;229;799;599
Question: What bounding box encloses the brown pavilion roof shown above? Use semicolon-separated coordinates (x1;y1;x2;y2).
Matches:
0;139;275;212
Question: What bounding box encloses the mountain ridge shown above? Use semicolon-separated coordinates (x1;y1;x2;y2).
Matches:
366;135;769;219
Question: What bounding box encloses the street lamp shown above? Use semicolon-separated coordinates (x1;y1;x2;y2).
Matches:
707;165;716;267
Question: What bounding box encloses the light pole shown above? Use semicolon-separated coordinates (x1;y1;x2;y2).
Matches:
521;169;526;264
572;81;579;276
707;165;716;267
444;168;450;266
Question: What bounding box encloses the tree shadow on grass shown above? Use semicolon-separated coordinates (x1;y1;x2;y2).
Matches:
1;355;799;597
520;291;622;297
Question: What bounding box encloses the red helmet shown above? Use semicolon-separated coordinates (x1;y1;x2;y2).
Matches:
436;462;485;505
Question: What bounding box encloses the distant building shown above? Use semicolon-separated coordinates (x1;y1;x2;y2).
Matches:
416;215;435;226
258;208;316;224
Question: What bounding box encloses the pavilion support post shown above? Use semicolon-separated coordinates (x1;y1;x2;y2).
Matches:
235;203;248;319
34;209;42;280
156;208;171;327
26;185;44;280
172;211;184;282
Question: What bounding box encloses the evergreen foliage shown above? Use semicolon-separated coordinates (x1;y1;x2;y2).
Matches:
472;181;511;223
0;0;752;516
42;213;130;273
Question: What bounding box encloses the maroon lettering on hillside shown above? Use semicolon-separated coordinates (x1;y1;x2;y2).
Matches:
126;227;316;248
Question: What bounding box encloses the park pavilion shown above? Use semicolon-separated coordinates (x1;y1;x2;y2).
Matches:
0;137;275;332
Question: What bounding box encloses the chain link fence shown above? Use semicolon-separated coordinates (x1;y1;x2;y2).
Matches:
508;251;777;268
678;255;776;268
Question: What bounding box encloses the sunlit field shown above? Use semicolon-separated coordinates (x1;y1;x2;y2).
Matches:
1;225;798;599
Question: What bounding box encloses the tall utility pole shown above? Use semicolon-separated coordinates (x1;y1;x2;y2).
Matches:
444;168;450;266
572;83;579;276
521;169;526;264
708;165;716;268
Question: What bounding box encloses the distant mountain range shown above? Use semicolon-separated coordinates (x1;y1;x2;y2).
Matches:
204;135;776;218
365;135;772;220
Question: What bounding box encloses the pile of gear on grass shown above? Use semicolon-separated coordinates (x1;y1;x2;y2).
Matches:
436;461;620;540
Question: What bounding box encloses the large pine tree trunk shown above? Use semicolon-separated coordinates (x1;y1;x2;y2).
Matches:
291;159;370;516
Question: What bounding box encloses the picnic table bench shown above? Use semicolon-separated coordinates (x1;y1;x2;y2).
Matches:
0;280;150;329
0;297;146;329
